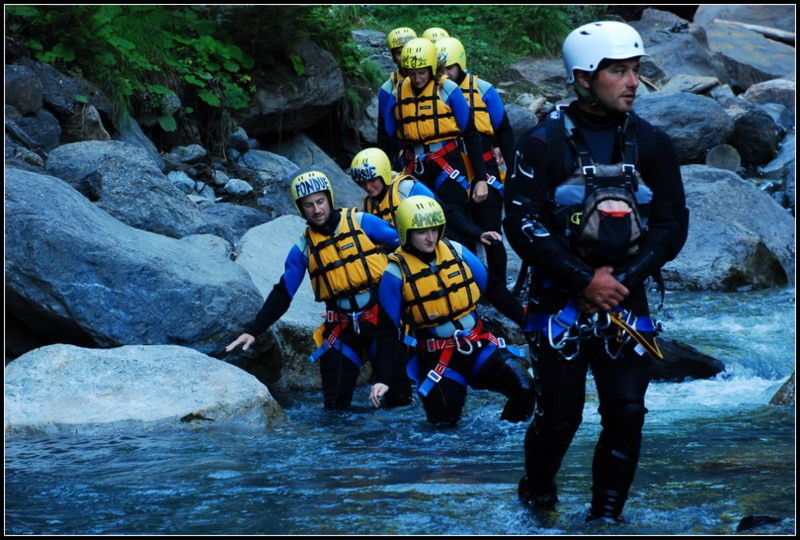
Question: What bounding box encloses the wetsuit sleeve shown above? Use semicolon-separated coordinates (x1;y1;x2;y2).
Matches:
408;180;485;240
383;91;399;147
447;82;488;181
374;264;405;385
614;127;690;288
463;245;525;327
484;85;516;167
377;80;393;159
245;242;307;336
503;126;596;294
360;212;400;250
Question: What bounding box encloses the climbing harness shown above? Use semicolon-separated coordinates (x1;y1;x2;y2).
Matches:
525;299;664;361
407;318;526;397
309;303;380;367
403;139;471;194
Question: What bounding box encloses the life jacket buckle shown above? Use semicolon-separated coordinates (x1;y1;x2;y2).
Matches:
582;164;596;177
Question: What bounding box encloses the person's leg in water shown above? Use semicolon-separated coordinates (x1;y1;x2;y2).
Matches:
470;348;538;423
519;338;589;510
586;337;653;522
319;345;361;410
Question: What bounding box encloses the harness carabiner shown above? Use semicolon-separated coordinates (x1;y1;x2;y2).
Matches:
351;311;361;335
453;329;474;355
591;312;613;337
414;156;425;175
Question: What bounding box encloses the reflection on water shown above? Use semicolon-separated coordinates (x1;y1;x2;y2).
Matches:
4;288;796;535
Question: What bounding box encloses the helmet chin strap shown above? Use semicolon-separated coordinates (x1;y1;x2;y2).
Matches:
574;82;606;112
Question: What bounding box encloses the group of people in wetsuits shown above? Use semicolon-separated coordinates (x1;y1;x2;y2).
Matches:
226;20;689;525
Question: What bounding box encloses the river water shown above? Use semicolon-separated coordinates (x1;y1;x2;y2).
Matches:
4;287;796;536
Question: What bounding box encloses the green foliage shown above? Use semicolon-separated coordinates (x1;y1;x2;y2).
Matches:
354;4;607;82
4;4;610;153
5;4;255;147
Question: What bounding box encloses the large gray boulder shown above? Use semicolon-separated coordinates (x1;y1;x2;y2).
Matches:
45;140;210;238
634;92;734;164
662;165;795;290
5;168;264;357
4;344;287;437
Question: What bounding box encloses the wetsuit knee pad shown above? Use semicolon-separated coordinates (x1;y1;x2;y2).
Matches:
609;402;648;433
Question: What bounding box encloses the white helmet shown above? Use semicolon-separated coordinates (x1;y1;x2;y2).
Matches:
562;21;647;84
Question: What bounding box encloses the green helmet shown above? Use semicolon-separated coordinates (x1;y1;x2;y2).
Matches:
350;147;392;186
387;27;417;50
422;27;449;43
436;37;467;72
395;195;446;246
400;37;439;73
289;170;334;216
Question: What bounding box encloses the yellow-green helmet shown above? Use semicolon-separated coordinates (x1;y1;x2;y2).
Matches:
387;27;417;50
289;170;334;216
401;37;439;73
395;195;446;246
436;37;467;72
422;27;449;43
350;148;392;186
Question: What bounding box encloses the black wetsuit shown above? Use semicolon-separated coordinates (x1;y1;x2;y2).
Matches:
503;101;689;519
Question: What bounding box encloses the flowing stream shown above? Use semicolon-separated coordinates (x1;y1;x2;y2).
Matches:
4;286;795;535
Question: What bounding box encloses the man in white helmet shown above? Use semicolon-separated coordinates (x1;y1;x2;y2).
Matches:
503;20;689;523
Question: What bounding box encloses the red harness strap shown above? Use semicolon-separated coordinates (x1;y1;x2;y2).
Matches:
403;140;460;176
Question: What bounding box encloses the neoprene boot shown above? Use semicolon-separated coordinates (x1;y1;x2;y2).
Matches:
586;488;625;523
518;476;558;510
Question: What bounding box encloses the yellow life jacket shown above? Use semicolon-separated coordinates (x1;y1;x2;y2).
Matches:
389;238;480;328
459;73;494;136
395;77;461;145
363;173;414;229
305;208;388;302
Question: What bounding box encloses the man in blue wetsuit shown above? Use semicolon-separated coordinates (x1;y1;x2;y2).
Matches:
503;21;689;523
369;195;538;428
226;169;411;410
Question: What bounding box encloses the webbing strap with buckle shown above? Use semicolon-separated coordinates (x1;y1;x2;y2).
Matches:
415;320;523;396
309;304;379;366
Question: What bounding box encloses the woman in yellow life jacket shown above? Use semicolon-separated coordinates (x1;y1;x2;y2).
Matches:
378;27;418;168
349;146;501;247
383;38;498;247
437;37;515;285
369;195;539;428
226;169;411;410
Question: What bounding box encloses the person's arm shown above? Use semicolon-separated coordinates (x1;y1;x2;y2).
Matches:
360;212;400;251
370;263;405;407
225;242;307;352
461;244;524;326
483;84;515;171
503;124;597;296
446;80;488;187
377;79;399;167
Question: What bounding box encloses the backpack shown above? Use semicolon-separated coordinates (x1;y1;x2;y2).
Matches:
546;109;652;266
